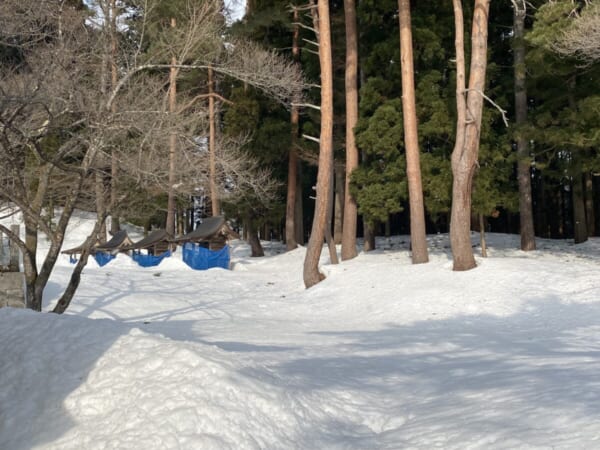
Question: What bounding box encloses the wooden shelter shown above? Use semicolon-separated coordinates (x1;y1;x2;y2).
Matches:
173;216;234;250
174;216;235;270
94;230;134;254
125;229;172;256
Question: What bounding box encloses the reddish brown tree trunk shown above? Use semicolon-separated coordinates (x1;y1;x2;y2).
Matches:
304;0;334;288
450;0;490;271
341;0;359;261
398;0;428;264
514;4;535;251
286;9;300;251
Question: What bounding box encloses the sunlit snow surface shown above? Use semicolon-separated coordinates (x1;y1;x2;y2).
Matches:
2;213;600;449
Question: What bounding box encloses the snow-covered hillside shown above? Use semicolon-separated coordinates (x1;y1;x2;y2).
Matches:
2;213;600;449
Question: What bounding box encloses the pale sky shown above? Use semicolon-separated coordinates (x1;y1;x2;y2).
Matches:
224;0;246;22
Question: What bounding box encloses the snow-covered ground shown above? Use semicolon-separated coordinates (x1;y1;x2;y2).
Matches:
2;213;600;449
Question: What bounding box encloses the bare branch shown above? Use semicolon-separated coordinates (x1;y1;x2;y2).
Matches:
464;89;509;127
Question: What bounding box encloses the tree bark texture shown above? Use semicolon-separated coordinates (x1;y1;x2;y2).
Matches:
110;0;120;234
334;165;344;245
295;163;305;244
286;10;300;251
398;0;429;264
585;172;595;236
209;64;220;216
247;219;265;257
304;0;334;288
363;219;375;251
95;170;107;242
341;0;359;261
53;218;105;314
450;0;490;271
479;213;487;257
567;81;587;244
327;163;339;264
572;163;588;244
166;17;177;236
513;5;536;251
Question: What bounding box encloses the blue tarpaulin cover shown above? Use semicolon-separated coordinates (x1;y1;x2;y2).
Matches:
182;243;230;270
132;250;171;267
94;251;115;267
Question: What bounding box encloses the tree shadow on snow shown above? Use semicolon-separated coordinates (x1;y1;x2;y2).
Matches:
246;295;600;446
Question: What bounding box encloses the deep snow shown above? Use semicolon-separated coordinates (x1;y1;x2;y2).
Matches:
2;213;600;449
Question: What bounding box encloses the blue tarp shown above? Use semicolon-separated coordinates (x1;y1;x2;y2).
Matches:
182;243;230;270
94;251;115;267
132;250;171;267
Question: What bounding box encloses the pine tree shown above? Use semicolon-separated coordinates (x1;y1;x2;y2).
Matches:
449;0;491;271
398;0;428;264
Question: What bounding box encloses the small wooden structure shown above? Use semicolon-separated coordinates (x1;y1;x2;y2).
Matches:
125;229;172;256
62;230;133;266
174;216;234;270
173;216;233;250
124;229;173;267
94;230;134;254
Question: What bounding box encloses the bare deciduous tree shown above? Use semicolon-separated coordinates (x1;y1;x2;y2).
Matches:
0;0;304;312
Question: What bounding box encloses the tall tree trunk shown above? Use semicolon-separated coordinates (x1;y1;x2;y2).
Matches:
535;174;546;237
95;170;107;242
209;65;220;217
450;0;490;271
513;3;535;251
109;0;120;234
327;164;339;264
334;164;344;245
177;207;184;235
363;220;375;251
479;213;487;257
567;79;587;244
572;160;588;244
304;0;334;288
398;0;428;264
286;9;300;251
295;161;304;245
341;0;359;261
166;17;177;236
246;218;264;257
585;171;595;236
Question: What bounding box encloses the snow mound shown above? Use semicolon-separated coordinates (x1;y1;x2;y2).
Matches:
0;309;310;450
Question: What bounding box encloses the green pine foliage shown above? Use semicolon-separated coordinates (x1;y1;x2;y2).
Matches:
352;99;407;224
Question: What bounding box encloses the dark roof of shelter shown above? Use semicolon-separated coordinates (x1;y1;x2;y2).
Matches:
126;229;172;250
61;240;99;255
95;230;133;252
173;216;226;243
